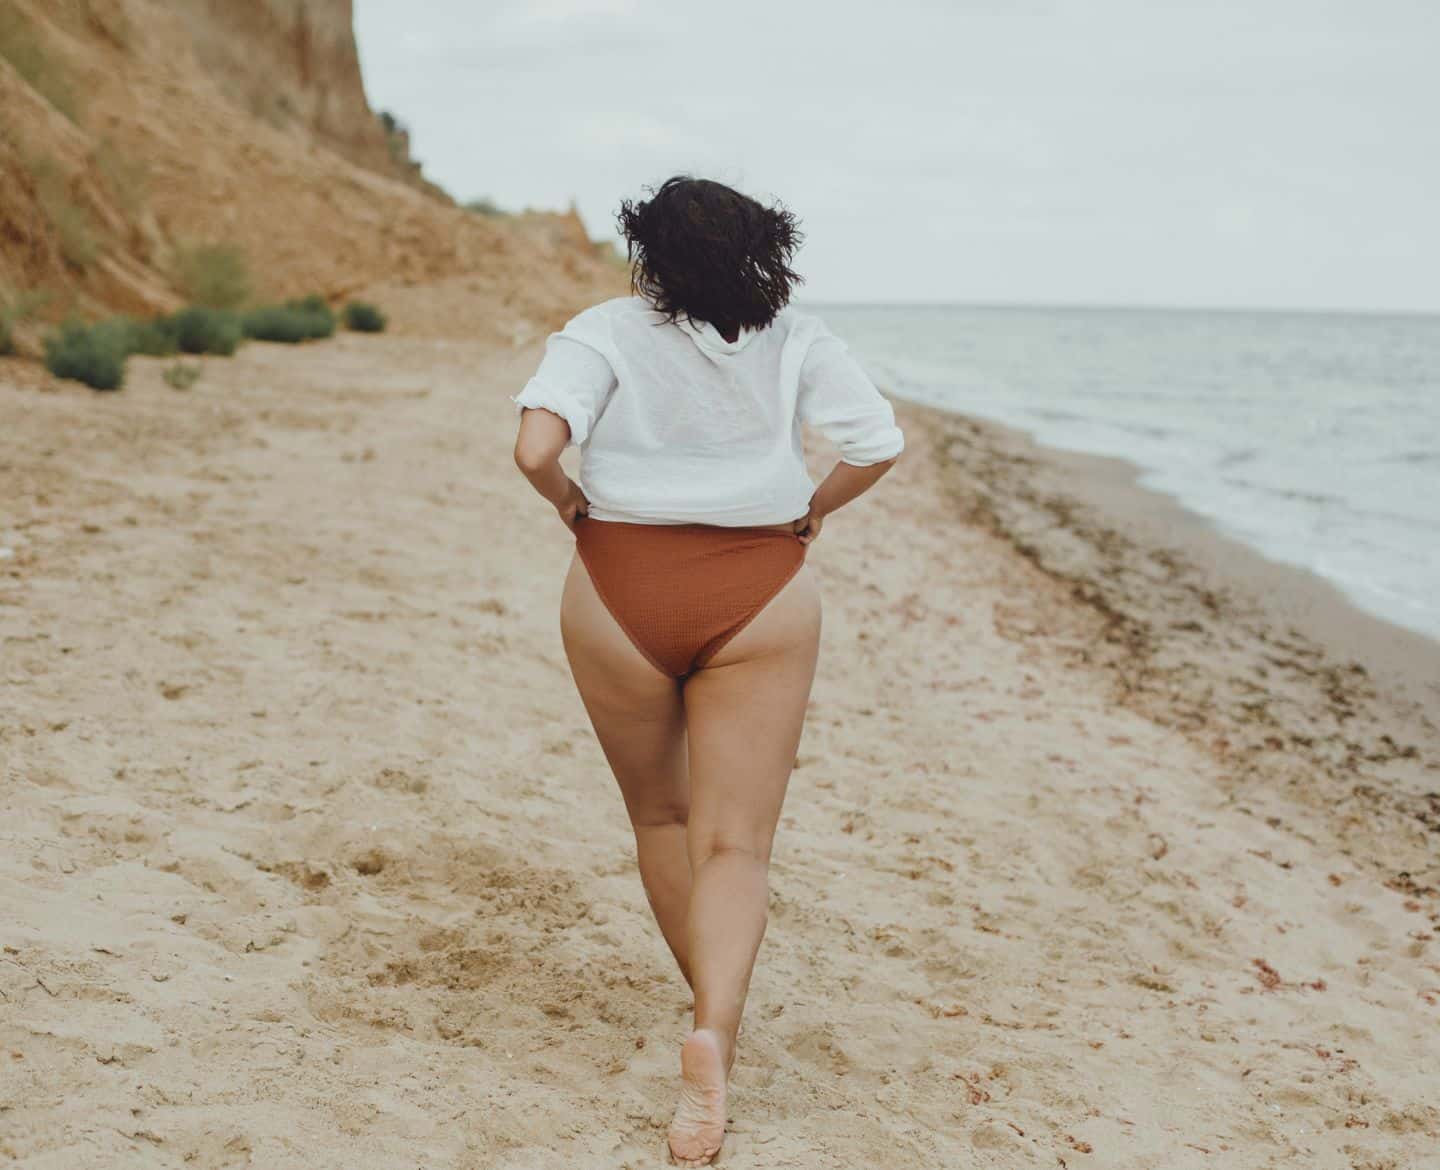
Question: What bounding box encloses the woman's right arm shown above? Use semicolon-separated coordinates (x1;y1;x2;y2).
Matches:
510;323;617;532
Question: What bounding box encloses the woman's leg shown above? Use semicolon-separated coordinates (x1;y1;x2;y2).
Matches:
560;549;694;983
668;562;822;1165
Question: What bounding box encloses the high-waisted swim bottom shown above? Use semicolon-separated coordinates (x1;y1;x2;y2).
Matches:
573;517;808;680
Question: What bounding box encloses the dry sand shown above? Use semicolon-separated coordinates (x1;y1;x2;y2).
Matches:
2;328;1438;1169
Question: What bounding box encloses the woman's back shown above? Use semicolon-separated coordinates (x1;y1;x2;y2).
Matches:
511;294;905;526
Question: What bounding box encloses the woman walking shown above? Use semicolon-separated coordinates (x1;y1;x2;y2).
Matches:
510;175;904;1165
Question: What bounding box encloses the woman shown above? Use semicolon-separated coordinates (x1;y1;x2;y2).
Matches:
510;175;904;1165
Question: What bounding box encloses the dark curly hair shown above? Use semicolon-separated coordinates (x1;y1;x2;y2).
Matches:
616;175;804;338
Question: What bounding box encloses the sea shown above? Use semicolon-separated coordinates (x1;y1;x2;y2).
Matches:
803;304;1440;644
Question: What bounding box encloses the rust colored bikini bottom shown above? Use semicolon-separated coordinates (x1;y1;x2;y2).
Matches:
573;516;808;680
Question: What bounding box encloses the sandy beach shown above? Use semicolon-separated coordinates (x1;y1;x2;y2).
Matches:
3;325;1438;1169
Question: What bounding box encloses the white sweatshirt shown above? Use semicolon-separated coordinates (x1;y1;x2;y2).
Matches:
510;295;905;526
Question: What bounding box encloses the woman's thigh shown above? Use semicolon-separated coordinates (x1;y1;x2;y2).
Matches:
559;549;690;823
681;563;822;860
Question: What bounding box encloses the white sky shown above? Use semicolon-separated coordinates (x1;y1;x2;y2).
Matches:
354;1;1439;313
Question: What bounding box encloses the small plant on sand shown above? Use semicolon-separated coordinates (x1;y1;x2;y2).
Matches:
170;306;242;356
0;5;79;122
342;300;387;333
175;243;252;311
43;318;128;391
163;361;202;390
241;294;335;344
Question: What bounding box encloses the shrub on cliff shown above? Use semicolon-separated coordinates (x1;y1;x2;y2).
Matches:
0;7;79;122
176;243;252;311
463;197;507;217
29;156;98;270
1;289;52;357
242;295;335;343
43;319;128;391
342;301;387;333
92;136;149;218
171;306;242;355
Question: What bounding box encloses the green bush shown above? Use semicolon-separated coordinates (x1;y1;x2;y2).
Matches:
241;304;311;343
170;306;242;355
175;243;251;311
285;294;336;338
43;319;127;390
88;316;144;356
40;302;245;389
342;300;387;333
114;314;180;357
241;294;335;344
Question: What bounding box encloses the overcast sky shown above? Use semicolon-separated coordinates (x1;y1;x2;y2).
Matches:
354;1;1437;313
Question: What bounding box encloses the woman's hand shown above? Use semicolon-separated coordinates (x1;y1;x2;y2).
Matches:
795;458;899;544
557;478;590;533
792;505;824;545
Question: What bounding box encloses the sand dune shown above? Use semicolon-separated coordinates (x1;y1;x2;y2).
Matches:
2;331;1438;1168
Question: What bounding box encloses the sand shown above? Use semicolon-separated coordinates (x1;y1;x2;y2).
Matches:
2;329;1438;1169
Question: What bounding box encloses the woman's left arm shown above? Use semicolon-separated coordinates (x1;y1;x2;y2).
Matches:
513;408;590;532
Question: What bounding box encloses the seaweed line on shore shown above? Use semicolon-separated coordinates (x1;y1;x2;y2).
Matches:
906;403;1440;909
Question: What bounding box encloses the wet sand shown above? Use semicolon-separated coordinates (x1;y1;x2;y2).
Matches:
2;332;1437;1168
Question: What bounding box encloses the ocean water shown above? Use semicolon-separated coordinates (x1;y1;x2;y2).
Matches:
805;304;1440;644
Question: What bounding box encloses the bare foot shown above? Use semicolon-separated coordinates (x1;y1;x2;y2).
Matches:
667;1029;729;1166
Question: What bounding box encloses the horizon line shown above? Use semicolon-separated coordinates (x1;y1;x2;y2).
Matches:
791;298;1440;321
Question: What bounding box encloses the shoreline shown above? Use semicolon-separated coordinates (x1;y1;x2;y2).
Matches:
908;396;1440;707
890;392;1440;894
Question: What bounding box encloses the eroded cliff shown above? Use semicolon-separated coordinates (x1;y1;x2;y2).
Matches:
0;0;622;348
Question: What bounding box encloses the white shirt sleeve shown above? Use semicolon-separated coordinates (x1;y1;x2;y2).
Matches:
796;321;905;466
510;315;618;448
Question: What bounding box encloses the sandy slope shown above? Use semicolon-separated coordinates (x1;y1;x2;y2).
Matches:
2;334;1438;1169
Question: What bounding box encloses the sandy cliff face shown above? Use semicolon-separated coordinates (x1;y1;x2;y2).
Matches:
167;0;426;189
0;0;623;347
